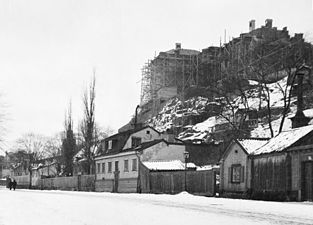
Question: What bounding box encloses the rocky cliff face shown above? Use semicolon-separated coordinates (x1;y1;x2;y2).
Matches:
137;75;313;143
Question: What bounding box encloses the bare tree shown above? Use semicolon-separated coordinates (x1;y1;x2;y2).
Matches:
16;133;46;188
62;103;76;176
80;76;96;174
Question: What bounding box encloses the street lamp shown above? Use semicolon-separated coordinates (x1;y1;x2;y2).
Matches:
184;151;189;192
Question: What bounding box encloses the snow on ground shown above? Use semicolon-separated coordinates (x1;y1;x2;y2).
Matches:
1;188;313;225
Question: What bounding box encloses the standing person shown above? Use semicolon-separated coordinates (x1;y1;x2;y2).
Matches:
12;179;17;191
9;178;13;190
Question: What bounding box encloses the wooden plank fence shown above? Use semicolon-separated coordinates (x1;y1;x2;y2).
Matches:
7;175;95;191
140;164;217;196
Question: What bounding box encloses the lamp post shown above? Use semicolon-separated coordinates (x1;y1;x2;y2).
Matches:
184;151;189;192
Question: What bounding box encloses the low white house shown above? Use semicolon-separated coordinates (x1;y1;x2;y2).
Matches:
94;126;192;193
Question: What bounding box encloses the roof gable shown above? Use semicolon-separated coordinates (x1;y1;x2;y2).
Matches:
253;125;313;155
237;138;269;154
221;140;244;160
102;126;160;155
222;138;269;160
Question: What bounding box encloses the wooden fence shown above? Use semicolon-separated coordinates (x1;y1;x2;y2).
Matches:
140;164;217;196
4;175;95;191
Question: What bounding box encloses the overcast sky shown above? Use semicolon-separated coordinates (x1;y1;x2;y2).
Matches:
0;0;312;152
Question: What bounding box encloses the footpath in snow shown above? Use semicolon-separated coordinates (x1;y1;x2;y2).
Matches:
1;187;313;225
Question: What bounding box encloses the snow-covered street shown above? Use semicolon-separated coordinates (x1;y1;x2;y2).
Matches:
1;188;313;225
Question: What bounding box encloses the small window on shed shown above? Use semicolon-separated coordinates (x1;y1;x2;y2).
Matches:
230;165;245;183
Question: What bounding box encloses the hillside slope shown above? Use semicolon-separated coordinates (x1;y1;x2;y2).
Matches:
146;76;313;142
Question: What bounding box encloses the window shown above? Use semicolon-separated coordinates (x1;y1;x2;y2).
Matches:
108;162;112;173
146;130;150;135
230;165;244;183
115;161;119;172
102;163;105;173
131;137;141;148
108;140;112;150
97;163;100;173
124;160;129;172
132;158;137;171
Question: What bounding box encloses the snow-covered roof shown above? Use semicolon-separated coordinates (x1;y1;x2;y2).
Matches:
252;125;313;155
143;160;186;171
196;164;220;171
237;139;269;154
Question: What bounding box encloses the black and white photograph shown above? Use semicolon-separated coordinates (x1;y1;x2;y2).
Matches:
1;0;313;224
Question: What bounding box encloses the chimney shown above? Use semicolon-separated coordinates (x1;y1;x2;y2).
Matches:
249;20;255;32
290;65;311;128
265;19;273;28
294;33;304;40
175;43;181;50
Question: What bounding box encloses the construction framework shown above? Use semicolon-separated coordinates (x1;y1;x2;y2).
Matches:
140;46;200;106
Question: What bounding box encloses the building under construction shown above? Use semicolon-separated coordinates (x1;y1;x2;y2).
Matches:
140;43;200;105
140;19;312;108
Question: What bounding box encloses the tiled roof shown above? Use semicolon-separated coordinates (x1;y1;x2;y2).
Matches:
237;138;269;154
252;125;313;155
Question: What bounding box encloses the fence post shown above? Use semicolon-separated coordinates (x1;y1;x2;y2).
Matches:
77;172;81;191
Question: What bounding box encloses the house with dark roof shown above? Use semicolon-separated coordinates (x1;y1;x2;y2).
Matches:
220;138;269;195
94;126;186;193
220;125;313;201
94;125;220;193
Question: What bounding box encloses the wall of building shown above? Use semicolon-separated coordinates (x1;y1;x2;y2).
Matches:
221;142;250;193
123;127;160;150
95;179;113;192
140;142;186;162
290;148;313;200
95;151;139;182
252;154;287;193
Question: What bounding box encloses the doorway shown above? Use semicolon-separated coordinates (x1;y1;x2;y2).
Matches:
302;161;313;201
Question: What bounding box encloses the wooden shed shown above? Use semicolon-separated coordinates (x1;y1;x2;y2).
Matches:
250;125;313;201
220;138;268;196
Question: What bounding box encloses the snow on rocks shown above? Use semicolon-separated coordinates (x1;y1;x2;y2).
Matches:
148;76;312;143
